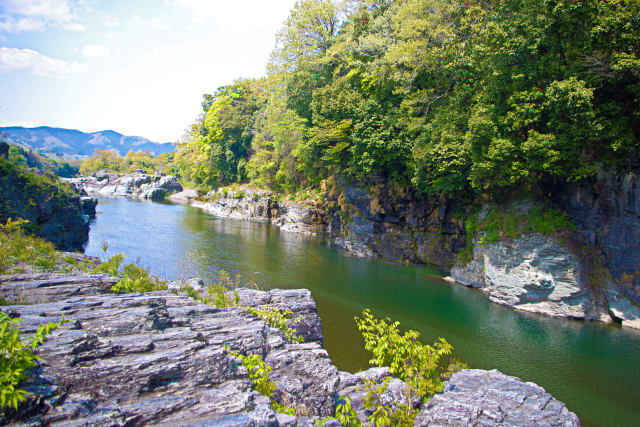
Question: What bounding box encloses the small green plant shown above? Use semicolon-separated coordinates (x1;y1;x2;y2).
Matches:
0;218;61;274
334;395;361;426
225;347;295;414
179;271;241;308
206;271;240;308
0;313;70;409
100;239;109;253
350;309;466;425
355;309;459;401
93;253;124;276
111;263;167;293
92;253;166;293
251;306;303;343
227;350;276;396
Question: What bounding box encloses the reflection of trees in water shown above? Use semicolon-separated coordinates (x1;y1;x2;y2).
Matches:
177;206;327;289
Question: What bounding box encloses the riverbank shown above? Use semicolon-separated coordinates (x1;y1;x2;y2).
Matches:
71;172;640;331
165;182;640;332
0;267;579;426
82;195;640;426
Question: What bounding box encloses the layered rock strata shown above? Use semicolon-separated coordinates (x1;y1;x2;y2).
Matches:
414;369;580;426
0;273;579;426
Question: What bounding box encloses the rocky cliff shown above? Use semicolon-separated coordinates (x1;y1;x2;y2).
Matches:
0;272;579;426
0;146;89;251
71;171;182;201
75;173;640;330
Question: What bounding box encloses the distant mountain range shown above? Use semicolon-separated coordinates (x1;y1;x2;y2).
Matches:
0;126;175;159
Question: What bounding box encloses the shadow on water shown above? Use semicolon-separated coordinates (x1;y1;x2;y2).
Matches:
85;197;640;427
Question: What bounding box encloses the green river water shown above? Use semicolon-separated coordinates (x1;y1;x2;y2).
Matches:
85;197;640;426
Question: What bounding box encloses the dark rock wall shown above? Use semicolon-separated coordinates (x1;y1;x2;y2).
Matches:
325;183;466;270
0;158;89;251
550;172;640;305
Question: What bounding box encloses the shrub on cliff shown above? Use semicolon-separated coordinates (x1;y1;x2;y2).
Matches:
94;253;167;293
0;312;70;411
0;219;60;274
0;156;87;251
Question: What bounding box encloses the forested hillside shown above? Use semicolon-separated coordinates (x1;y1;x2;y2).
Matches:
174;0;639;199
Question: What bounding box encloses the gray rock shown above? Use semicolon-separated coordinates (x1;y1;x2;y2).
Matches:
0;273;580;426
414;369;580;427
74;173;182;201
451;234;611;322
0;273;118;305
0;276;337;425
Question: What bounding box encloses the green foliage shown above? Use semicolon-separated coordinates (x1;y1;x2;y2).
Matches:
251;306;304;343
472;206;576;246
171;0;639;203
110;263;167;293
227;350;277;397
334;395;361;426
79;149;175;176
7;144;79;177
226;348;295;414
92;253;167;293
179;270;241;308
93;253;124;276
0;312;70;410
355;309;461;401
0;218;60;274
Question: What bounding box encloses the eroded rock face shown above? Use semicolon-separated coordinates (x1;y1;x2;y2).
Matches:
451;234;612;322
0;273;580;426
414;369;580;427
327;184;466;269
0;283;337;425
69;173;182;202
191;189;274;222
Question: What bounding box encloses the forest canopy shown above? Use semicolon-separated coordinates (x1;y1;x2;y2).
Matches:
174;0;640;198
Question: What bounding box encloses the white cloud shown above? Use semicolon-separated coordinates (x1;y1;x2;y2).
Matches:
82;43;109;58
0;16;45;32
64;22;86;31
0;46;88;77
2;0;72;22
0;0;88;33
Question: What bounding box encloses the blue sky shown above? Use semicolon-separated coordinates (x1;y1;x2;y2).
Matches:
0;0;297;142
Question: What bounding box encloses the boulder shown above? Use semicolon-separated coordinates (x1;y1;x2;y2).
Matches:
414;369;580;427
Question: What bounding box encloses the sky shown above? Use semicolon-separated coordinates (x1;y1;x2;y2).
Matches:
0;0;297;142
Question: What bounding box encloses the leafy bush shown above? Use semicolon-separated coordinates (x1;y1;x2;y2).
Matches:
111;263;167;293
93;253;166;293
334;395;361;426
0;218;60;274
226;348;295;415
93;253;124;276
0;313;70;410
352;309;465;425
251;306;303;343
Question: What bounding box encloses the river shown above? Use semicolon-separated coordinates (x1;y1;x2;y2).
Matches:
85;197;640;427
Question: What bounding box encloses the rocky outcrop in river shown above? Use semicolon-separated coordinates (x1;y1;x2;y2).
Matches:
71;171;182;201
181;187;328;236
0;272;579;426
